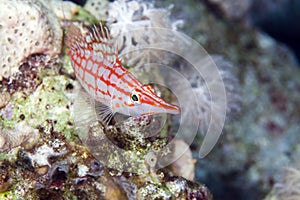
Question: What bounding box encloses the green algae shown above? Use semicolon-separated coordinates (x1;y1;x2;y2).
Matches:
138;183;172;199
137;176;212;199
0;150;18;163
2;75;77;141
0;190;22;200
73;6;99;25
83;120;171;175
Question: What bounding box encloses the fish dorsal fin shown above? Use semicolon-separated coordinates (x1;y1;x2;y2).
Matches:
87;23;118;64
142;84;156;95
61;3;85;53
66;23;85;50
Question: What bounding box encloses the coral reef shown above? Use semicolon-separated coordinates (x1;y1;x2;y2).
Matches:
0;0;62;81
0;92;10;109
0;0;216;199
1;75;77;140
137;176;212;199
170;139;196;181
104;0;184;72
78;117;171;175
0;109;211;199
39;0;78;20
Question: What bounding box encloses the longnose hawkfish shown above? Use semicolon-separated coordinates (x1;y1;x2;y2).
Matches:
66;22;180;124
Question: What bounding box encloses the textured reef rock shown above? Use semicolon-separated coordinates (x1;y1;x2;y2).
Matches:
0;122;40;152
84;0;109;20
0;111;212;199
171;139;196;181
1;75;77;139
75;117;212;199
0;0;62;81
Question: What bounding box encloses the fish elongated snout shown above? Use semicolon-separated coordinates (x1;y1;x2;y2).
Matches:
138;102;180;116
168;105;180;115
159;102;180;115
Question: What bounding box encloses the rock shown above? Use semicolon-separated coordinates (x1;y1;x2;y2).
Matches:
28;144;67;167
137;175;212;200
39;0;78;20
170;139;196;181
84;0;109;20
0;0;62;80
205;0;251;21
0;92;10;109
0;122;40;152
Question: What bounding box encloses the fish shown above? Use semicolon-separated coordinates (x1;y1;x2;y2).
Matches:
66;22;180;124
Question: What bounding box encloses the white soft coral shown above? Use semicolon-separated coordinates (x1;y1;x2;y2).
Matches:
106;0;183;72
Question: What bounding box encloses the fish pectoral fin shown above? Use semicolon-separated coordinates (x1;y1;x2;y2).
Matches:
83;89;115;126
94;101;114;126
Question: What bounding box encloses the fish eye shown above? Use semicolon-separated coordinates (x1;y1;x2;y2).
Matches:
131;94;139;102
130;90;141;104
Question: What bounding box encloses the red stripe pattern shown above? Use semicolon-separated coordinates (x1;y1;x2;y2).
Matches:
66;23;180;116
